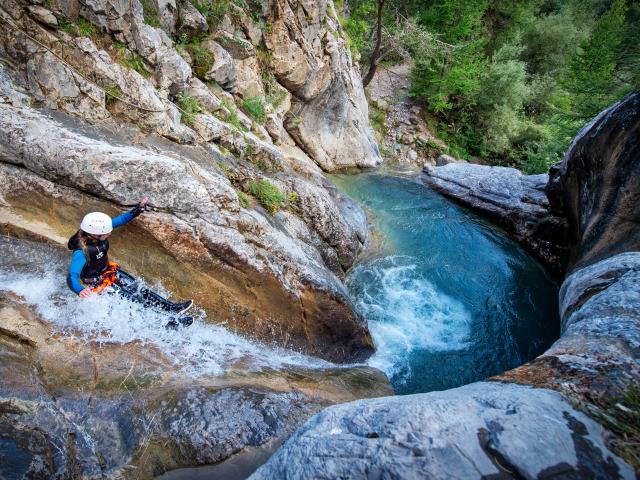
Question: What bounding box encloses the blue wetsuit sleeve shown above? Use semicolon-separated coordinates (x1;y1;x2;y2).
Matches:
68;250;86;294
111;210;135;229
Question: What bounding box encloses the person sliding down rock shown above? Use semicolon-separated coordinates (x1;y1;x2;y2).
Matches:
66;197;193;327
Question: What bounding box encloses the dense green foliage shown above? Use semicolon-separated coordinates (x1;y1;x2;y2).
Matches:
175;94;202;125
346;0;639;172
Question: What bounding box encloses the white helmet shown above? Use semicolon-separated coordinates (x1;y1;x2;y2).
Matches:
80;212;113;235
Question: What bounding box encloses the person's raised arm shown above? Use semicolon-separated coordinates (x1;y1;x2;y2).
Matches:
112;196;149;229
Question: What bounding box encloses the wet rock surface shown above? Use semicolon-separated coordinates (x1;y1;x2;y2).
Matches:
421;162;570;275
0;0;380;363
0;270;392;479
0;108;373;362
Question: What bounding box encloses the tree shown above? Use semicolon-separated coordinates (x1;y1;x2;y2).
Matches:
361;0;385;87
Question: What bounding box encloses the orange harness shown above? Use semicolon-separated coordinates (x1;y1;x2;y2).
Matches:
89;261;119;294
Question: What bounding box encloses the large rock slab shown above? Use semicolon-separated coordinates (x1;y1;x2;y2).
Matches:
251;382;634;479
546;93;640;273
422;163;569;274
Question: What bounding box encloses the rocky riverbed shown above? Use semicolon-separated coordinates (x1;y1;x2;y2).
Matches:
1;0;638;477
252;94;640;479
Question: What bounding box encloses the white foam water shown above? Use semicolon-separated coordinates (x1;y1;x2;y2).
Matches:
348;256;472;384
0;270;331;376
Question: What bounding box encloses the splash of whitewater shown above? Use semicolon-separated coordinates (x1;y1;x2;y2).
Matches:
0;269;331;376
349;255;472;384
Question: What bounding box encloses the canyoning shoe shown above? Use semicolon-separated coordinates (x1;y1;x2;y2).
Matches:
165;299;193;314
166;316;194;329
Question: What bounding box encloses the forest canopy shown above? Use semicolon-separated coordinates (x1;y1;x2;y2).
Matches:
342;0;640;173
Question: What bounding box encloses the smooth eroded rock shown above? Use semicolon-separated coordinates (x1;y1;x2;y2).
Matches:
546;93;640;273
422;162;569;275
251;382;634;480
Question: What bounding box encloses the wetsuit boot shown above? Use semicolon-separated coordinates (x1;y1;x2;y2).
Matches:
113;270;193;316
164;300;193;314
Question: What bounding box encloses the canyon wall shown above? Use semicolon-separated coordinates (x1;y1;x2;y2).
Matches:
253;94;640;479
0;0;382;362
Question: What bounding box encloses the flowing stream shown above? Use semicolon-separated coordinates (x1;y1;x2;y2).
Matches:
332;173;559;394
0;237;331;377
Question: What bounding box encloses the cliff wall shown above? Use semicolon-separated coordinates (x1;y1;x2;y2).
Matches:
0;0;382;362
252;94;640;479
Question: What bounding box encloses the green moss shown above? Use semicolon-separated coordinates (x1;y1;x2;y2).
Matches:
578;382;640;470
241;96;267;124
248;179;285;214
181;39;215;78
103;84;122;107
111;42;152;78
175;94;202;125
174;34;215;78
217;161;231;177
193;0;230;27
261;71;287;110
219;99;244;130
236;189;251;208
141;0;161;27
368;101;386;143
126;53;151;78
59;18;99;38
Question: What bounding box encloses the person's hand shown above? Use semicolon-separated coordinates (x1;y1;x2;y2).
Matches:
79;288;93;298
131;196;149;217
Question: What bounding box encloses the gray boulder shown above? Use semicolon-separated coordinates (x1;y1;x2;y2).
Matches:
546;92;640;273
27;5;58;26
203;39;237;91
26;51;81;102
178;0;208;35
422;163;569;274
435;153;462;166
251;382;633;480
156;0;178;33
80;0;142;32
265;0;381;171
156;47;192;94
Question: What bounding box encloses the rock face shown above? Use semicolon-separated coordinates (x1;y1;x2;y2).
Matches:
267;0;382;170
251;383;633;479
0;281;391;479
252;94;640;478
0;105;373;363
422;163;570;275
0;0;383;363
546;93;640;273
365;63;444;167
